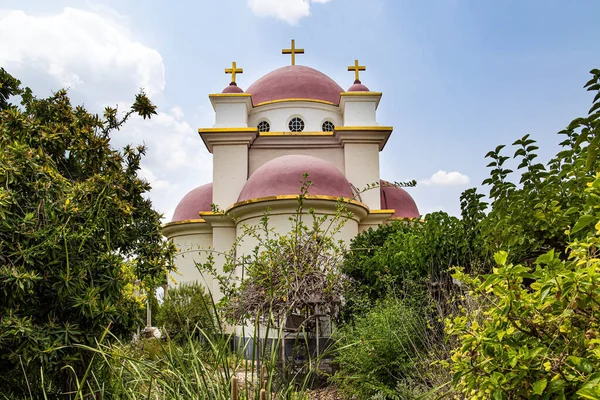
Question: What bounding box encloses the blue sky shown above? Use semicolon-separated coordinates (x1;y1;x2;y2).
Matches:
1;0;599;218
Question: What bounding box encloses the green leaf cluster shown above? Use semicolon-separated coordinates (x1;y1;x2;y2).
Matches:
0;69;174;396
448;174;600;399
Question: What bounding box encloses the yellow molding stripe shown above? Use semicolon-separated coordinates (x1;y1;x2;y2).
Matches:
198;127;258;133
369;209;395;214
162;219;207;227
388;216;424;222
340;92;382;97
335;126;393;131
253;98;336;107
198;211;224;216
226;194;368;213
209;93;252;98
259;131;335;137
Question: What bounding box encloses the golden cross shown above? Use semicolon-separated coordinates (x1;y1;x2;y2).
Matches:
225;61;243;84
348;59;366;82
282;39;304;66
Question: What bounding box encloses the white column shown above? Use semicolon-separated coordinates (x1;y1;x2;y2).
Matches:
343;143;381;209
213;144;249;209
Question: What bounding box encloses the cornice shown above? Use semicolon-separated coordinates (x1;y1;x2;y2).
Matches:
198;128;258;153
162;219;211;238
334;126;393;151
339;92;382;109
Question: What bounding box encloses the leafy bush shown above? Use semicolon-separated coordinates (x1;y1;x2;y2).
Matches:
332;295;432;399
448;174;600;399
0;69;174;396
342;205;489;322
155;282;215;342
479;69;600;263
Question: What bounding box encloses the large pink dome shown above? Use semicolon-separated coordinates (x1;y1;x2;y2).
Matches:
380;180;420;218
172;183;213;222
238;155;354;202
246;66;344;106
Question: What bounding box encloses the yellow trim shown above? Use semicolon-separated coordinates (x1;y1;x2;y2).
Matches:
198;211;224;216
335;126;392;131
253;98;337;107
226;195;368;213
388;217;424;222
198;127;258;133
209;93;252;98
163;218;206;227
369;209;395;214
340;92;382;97
259;131;335;137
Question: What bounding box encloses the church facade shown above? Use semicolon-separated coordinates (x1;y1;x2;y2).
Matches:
162;40;419;296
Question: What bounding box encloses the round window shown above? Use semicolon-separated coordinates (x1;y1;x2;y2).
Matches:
288;117;305;132
322;121;335;132
257;120;270;133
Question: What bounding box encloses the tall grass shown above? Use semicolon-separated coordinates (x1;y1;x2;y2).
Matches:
18;310;325;399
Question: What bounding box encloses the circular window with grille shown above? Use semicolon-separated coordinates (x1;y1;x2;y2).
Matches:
257;120;270;132
288;117;305;132
322;120;335;132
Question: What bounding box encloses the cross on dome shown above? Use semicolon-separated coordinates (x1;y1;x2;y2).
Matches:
282;39;304;66
225;61;243;84
348;59;366;83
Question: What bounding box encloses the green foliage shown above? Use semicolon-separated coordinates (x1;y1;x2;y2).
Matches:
0;68;174;396
155;282;215;342
480;69;600;263
342;209;489;321
332;295;431;399
448;174;600;399
204;178;349;327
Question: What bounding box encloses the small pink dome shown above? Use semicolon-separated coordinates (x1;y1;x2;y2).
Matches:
172;183;213;222
222;83;244;93
347;80;370;92
238;155;354;202
246;66;344;106
380;180;420;218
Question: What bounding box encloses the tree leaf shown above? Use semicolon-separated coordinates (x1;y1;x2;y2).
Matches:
572;214;595;234
532;378;547;395
494;251;508;266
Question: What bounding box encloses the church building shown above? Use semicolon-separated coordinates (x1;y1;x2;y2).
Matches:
162;40;419;293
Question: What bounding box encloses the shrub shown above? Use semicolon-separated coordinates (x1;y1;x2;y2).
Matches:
332;295;432;399
448;174;600;399
155;282;215;342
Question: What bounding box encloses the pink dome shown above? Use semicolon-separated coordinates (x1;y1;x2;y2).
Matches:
348;80;370;92
380;180;420;218
238;155;354;202
172;183;213;222
246;66;344;106
222;83;244;93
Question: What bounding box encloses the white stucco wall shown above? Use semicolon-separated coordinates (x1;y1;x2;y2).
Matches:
343;142;381;209
248;102;342;132
212;144;249;208
164;223;214;289
342;101;377;126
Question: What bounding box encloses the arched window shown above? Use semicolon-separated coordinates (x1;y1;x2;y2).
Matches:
322;120;335;132
288;117;305;132
257;120;270;132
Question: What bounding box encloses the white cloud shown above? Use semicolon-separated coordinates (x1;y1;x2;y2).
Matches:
0;8;165;98
247;0;331;25
420;170;470;186
0;7;212;221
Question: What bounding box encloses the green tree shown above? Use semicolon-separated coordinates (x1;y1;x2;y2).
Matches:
480;69;600;263
0;69;174;396
448;69;600;399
